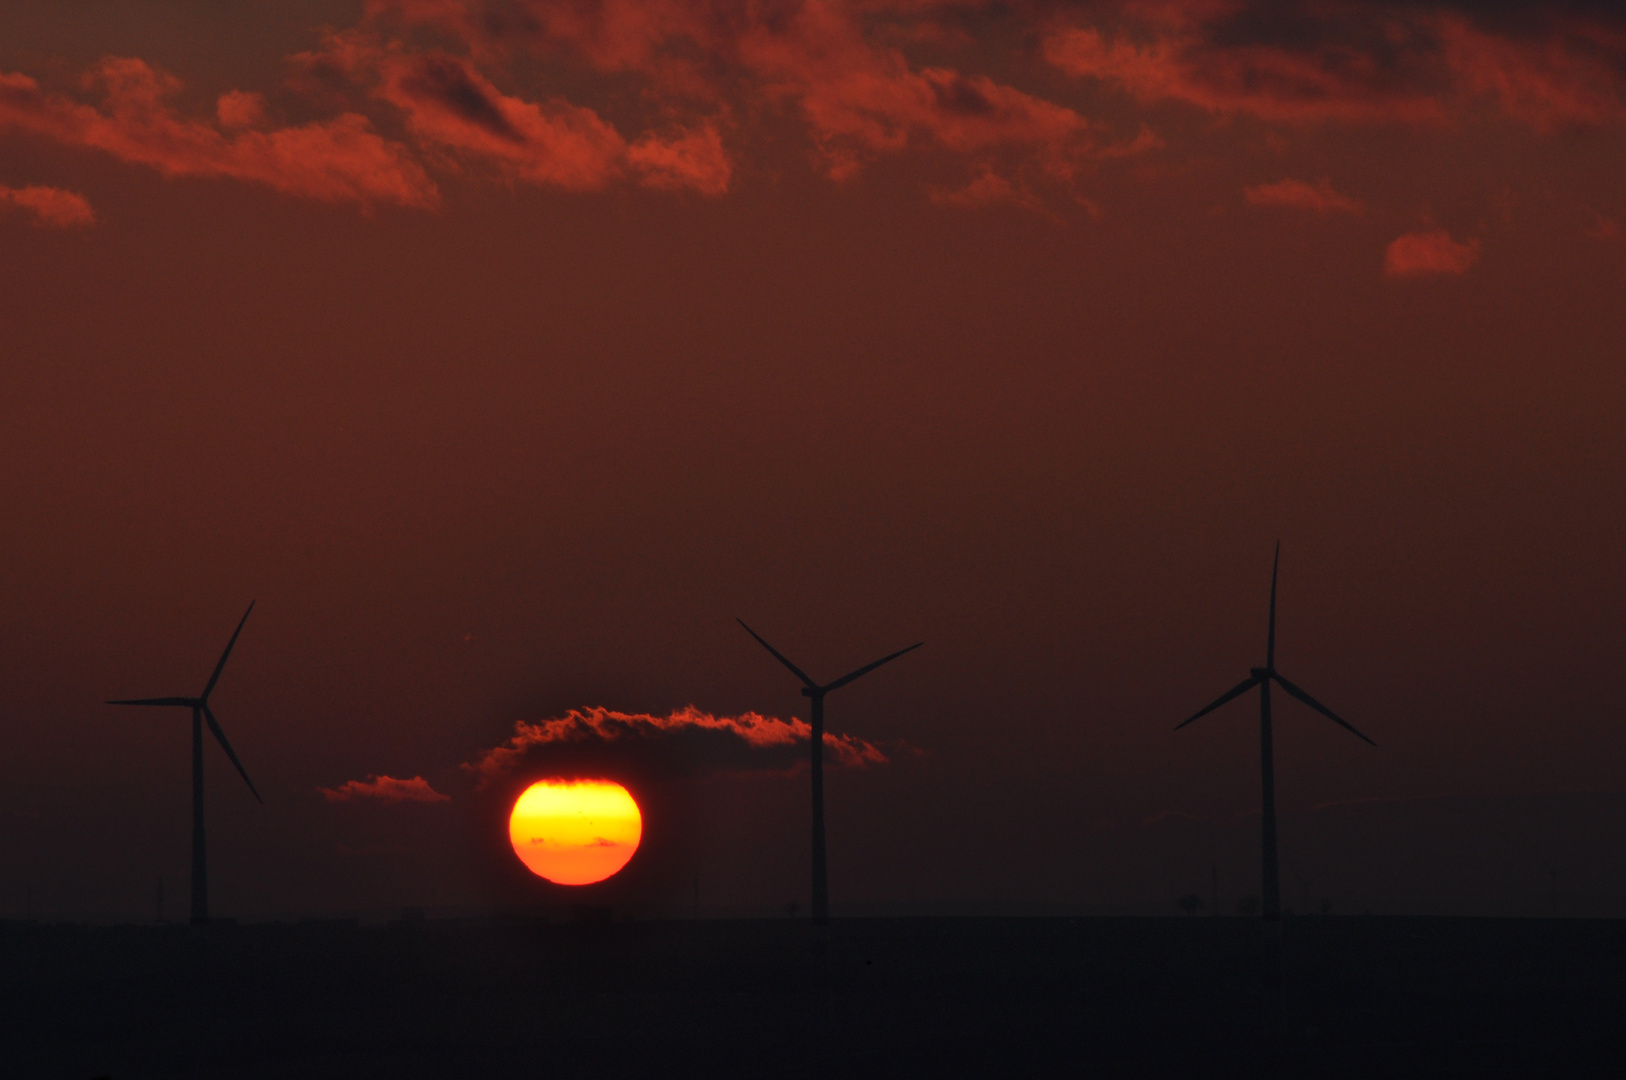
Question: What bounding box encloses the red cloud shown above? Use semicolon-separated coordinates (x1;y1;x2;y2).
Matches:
1043;2;1626;130
464;705;893;787
627;124;731;194
216;90;269;130
7;3;1626;211
363;1;1104;200
729;5;1095;184
319;774;452;802
1041;19;1447;126
0;184;95;227
1384;229;1481;277
295;33;732;195
381;49;631;190
1244;178;1362;214
0;60;438;209
930;165;1045;212
1438;15;1626;131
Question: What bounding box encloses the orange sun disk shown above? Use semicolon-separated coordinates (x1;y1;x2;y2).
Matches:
508;779;642;885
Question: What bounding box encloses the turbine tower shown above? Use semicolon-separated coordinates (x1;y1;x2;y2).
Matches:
1175;546;1373;924
109;602;263;925
738;619;921;925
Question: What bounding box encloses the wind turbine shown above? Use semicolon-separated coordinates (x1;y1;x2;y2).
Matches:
1175;546;1373;924
108;602;263;925
738;619;921;925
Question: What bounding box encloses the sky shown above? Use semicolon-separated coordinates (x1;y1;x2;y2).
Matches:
2;0;1625;922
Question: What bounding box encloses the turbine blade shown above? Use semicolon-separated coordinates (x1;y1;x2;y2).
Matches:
822;642;924;693
201;601;255;702
1174;676;1260;730
106;697;196;707
1272;673;1376;747
1267;542;1280;670
736;619;818;688
203;704;263;803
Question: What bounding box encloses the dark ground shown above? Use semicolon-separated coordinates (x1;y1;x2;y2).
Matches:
2;915;1621;1078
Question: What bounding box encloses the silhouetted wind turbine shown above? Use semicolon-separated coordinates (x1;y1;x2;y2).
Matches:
1175;547;1373;924
108;603;262;925
738;619;921;926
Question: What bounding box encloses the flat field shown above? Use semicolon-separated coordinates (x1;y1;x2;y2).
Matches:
2;915;1621;1078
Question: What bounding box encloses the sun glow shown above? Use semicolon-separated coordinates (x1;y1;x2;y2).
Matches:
508;780;642;885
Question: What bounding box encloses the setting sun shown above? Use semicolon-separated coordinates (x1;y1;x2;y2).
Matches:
508;780;642;885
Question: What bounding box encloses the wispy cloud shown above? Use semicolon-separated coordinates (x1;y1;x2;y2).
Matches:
319;774;452;803
1585;212;1620;241
0;184;95;227
1042;2;1626;129
5;3;1625;212
0;61;437;209
294;34;732;195
464;705;895;787
1244;178;1362;214
1384;228;1481;277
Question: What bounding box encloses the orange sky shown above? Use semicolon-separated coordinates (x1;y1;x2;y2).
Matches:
2;1;1625;920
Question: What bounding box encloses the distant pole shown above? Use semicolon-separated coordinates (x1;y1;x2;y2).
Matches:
192;706;208;925
157;876;165;924
1211;863;1219;917
808;689;829;925
25;884;31;922
1550;868;1559;917
694;874;700;920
